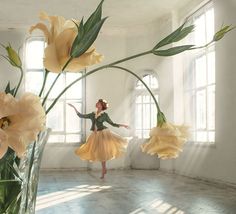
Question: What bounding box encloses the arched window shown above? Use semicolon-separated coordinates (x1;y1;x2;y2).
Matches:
25;37;85;143
134;73;159;138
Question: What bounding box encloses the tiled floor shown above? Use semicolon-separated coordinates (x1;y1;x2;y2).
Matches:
36;170;236;214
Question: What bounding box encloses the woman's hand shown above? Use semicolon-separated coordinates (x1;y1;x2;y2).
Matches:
67;103;78;113
68;103;75;108
120;124;130;129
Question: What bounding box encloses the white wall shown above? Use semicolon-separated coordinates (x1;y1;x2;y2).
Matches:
159;0;236;185
1;1;235;185
0;29;26;95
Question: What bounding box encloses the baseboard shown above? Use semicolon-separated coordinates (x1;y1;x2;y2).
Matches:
159;168;236;188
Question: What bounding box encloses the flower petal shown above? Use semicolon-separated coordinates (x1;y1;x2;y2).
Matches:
141;122;190;159
6;129;26;158
66;49;104;72
0;130;8;159
44;43;62;73
0;92;18;118
29;23;52;44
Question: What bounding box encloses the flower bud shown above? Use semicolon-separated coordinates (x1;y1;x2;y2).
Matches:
213;25;235;42
1;43;22;68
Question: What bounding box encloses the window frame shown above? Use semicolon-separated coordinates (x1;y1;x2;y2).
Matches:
24;36;86;144
183;1;215;144
132;71;159;139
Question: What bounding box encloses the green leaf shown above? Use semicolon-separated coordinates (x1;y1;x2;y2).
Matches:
69;0;106;59
172;25;194;43
154;23;194;49
84;0;104;33
152;45;194;56
4;82;15;96
7;162;22;182
0;180;22;213
71;17;107;58
71;19;85;54
5;82;11;94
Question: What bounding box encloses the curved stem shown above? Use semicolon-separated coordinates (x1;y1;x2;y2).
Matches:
24;141;37;212
190;40;214;50
42;57;73;106
108;50;152;66
42;72;62;106
62;57;73;71
39;69;49;97
109;65;161;113
13;67;23;97
46;50;152;114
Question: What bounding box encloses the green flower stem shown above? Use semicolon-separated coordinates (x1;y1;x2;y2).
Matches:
42;57;73;106
62;57;73;71
25;56;74;212
39;69;49;97
24;141;37;212
13;67;23;97
190;40;214;50
42;72;62;106
109;65;161;113
46;50;152;114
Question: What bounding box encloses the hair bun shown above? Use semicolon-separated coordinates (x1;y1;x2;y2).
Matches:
98;99;109;110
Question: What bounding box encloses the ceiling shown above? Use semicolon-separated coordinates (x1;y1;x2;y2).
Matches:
0;0;194;29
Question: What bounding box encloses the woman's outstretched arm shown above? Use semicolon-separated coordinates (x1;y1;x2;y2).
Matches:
68;103;93;119
105;113;130;129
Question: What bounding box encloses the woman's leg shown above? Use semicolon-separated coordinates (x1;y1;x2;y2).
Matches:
100;161;107;179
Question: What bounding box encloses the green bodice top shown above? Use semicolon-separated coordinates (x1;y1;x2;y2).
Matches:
77;111;120;131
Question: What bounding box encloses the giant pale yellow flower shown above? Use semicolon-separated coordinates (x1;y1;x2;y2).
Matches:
141;122;190;159
29;11;103;73
0;92;45;158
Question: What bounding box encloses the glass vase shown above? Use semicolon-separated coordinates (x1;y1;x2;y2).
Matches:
19;128;51;214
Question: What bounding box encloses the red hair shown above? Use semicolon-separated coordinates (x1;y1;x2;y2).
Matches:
98;99;108;110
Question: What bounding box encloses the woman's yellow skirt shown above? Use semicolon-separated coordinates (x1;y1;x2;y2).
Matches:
75;129;127;162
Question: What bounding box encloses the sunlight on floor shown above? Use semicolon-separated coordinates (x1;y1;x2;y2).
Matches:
36;185;111;211
129;199;185;214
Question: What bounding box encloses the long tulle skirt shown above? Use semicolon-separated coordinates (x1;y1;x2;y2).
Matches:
75;129;127;162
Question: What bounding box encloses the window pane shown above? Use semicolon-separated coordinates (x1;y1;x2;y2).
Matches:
151;104;157;127
196;89;206;129
196;131;207;142
46;101;64;132
143;130;150;138
143;104;150;129
143;95;150;103
66;134;81;143
26;40;44;69
208;131;215;142
150;76;158;88
66;73;83;99
143;75;150;86
185;92;196;129
185;64;195;90
135;104;142;129
207;51;215;84
136;80;142;89
135;130;142;138
66;101;82;132
190;131;195;141
25;71;43;94
45;73;65;99
48;135;65;143
195;55;207;87
207;85;215;130
135;95;142;103
194;14;206;46
206;8;215;43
